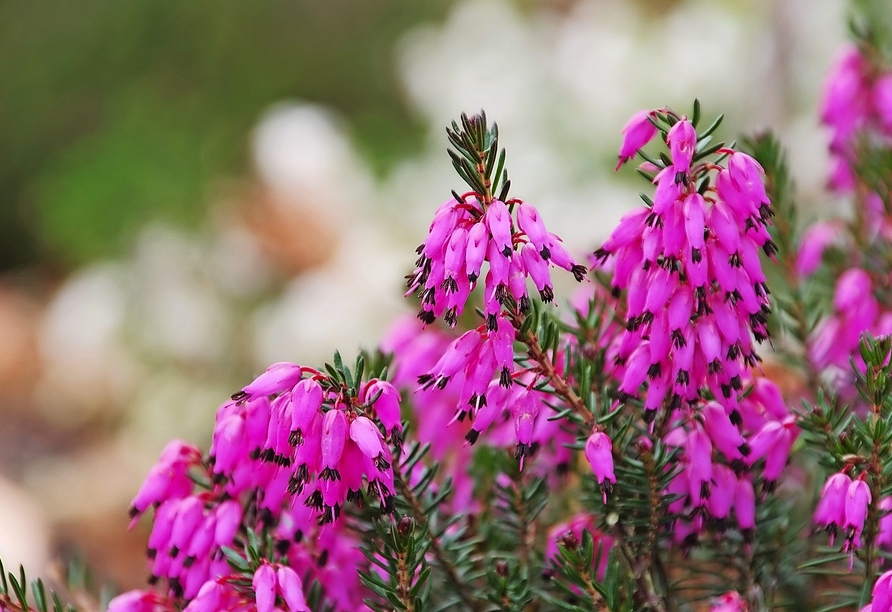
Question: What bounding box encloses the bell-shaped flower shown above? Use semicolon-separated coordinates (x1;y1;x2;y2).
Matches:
350;416;388;470
277;566;310;612
616;110;658;169
814;472;851;544
365;379;402;434
290;379;324;444
735;478;756;537
485;199;514;257
585;432;616;501
667;119;696;173
871;570;892;612
320;409;348;480
183;580;223;612
702;401;747;460
512;389;539;464
213;499;241;547
253;562;277;612
240;362;303;400
845;478;872;539
465;221;489;282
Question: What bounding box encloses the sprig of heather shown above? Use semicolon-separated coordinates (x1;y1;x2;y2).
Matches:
596;105;777;418
112;354;401;612
406;112;586;330
404;112;597;475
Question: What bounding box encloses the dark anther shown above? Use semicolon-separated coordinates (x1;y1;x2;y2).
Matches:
275;539;291;556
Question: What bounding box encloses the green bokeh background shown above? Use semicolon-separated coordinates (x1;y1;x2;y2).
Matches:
0;0;452;271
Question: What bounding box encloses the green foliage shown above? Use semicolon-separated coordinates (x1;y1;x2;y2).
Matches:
359;516;432;612
0;0;453;269
541;531;634;612
446;111;511;202
0;558;79;612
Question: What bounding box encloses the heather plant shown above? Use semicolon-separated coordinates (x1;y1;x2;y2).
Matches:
8;5;892;612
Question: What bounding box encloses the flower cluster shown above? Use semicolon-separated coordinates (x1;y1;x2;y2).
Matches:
596;110;776;417
407;195;586;328
821;44;892;192
813;471;876;556
386;315;575;475
662;376;796;543
110;360;402;612
591;108;797;546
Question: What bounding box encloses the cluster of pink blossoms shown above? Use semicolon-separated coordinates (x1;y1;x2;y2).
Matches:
810;268;892;389
597;111;776;416
591;108;799;540
813;471;875;557
407;194;586;328
662;379;796;544
405;184;589;465
385;315;576;476
110;361;405;612
821;44;892;193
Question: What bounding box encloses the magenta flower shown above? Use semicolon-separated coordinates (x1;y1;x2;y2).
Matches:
667;119;697;173
584;432;616;500
872;570;892;612
253;562;277;612
710;591;748;612
814;472;851;545
408;193;585;327
277;566;310;612
238;362;304;400
616;109;658;170
845;478;872;548
795;221;841;279
107;591;167;612
130;440;201;521
735;477;756;539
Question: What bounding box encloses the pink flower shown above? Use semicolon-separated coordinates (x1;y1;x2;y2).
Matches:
795;221;841;279
871;570;892;612
277;566;310;612
667;119;697;173
845;478;872;544
710;591;748;612
814;472;851;544
735;478;756;538
821;45;869;147
874;73;892;133
584;432;616;500
239;362;304;400
107;591;167;612
616;110;658;169
253;562;277;612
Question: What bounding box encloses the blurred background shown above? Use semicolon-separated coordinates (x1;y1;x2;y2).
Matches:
0;0;847;595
